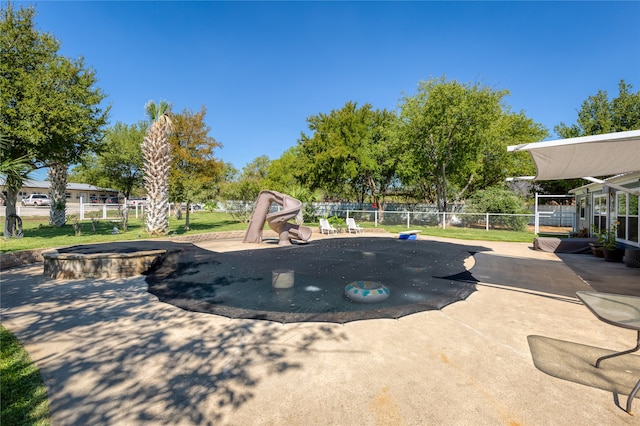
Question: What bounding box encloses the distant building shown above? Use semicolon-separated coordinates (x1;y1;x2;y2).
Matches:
0;179;120;204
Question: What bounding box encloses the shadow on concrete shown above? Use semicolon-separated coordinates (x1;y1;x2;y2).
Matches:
0;268;350;424
528;335;640;412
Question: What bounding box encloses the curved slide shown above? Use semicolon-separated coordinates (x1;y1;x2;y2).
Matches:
243;190;312;245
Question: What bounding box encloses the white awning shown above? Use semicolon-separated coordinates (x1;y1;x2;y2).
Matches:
507;130;640;181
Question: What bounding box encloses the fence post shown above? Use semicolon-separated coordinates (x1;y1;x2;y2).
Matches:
406;211;410;228
375;210;378;227
486;213;489;231
534;193;540;234
80;199;84;220
442;212;446;230
103;204;107;219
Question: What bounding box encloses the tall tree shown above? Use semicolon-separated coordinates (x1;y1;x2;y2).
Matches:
555;80;640;137
549;79;640;193
240;155;271;197
70;121;147;197
297;101;400;211
468;111;547;195
0;3;108;225
611;80;640;132
142;100;172;235
263;146;304;193
219;156;272;202
214;162;240;201
168;106;223;230
397;77;506;211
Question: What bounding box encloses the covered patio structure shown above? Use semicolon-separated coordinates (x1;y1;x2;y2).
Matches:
508;130;640;249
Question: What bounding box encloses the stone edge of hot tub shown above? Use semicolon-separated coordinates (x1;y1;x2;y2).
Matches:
42;248;173;279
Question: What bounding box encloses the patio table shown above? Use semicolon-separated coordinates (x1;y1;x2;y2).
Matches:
576;291;640;414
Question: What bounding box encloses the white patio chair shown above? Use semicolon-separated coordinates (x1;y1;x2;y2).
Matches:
319;218;337;234
346;217;364;234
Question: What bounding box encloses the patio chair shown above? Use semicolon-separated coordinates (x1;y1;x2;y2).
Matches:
319;218;337;235
346;217;364;234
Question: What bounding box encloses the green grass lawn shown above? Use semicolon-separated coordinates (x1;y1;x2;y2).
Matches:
1;211;535;253
0;211;248;253
380;224;534;243
0;325;50;426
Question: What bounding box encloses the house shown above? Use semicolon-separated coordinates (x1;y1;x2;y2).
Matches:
0;179;120;204
570;172;639;248
508;130;640;249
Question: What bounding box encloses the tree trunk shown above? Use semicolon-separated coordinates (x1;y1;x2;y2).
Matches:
435;163;448;213
142;119;172;235
3;183;19;238
49;163;68;227
185;202;191;231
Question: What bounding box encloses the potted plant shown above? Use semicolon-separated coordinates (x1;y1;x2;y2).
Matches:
589;225;605;258
601;223;624;262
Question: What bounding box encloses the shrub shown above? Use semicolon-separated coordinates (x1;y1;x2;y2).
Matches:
463;187;529;231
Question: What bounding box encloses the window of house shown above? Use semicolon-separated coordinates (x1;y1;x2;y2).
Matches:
579;198;586;220
617;190;639;243
593;194;608;234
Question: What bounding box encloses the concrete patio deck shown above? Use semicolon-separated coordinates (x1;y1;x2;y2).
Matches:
1;233;639;425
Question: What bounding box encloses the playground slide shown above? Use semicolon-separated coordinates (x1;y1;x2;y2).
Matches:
243;190;312;245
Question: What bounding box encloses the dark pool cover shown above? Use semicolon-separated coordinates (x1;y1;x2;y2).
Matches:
145;237;489;323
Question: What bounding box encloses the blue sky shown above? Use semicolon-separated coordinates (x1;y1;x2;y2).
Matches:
19;1;640;180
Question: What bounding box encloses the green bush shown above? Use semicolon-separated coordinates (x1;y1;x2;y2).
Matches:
302;203;316;223
463;187;529;231
327;214;345;229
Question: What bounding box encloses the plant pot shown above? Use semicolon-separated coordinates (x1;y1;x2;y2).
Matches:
625;249;640;268
590;243;604;258
603;248;624;262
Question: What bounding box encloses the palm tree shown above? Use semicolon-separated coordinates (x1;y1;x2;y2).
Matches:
48;162;68;227
141;100;173;235
0;133;32;237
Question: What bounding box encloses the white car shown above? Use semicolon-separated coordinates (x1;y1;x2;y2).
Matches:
21;194;51;206
127;197;148;207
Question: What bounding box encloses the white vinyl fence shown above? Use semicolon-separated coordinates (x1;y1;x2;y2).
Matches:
218;201;575;233
4;200;576;234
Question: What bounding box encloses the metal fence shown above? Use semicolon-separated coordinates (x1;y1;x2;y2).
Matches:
320;209;533;232
311;204;575;233
3;201;576;233
215;203;574;233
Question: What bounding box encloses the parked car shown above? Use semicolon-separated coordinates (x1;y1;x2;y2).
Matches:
21;194;51;206
127;197;148;207
102;197;119;204
180;202;204;211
